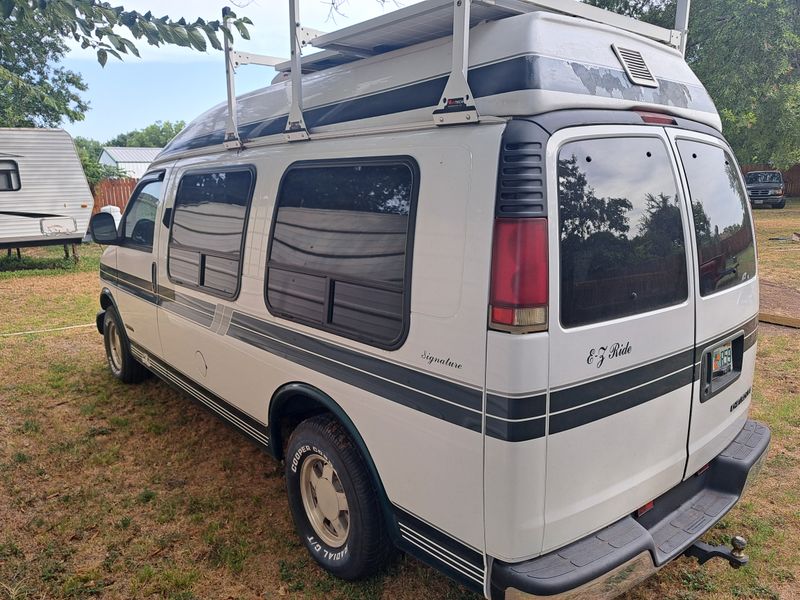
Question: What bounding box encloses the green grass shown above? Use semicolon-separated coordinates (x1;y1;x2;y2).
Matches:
0;243;103;280
0;199;798;600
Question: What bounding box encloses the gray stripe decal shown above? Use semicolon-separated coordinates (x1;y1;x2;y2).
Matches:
226;316;484;434
131;343;270;448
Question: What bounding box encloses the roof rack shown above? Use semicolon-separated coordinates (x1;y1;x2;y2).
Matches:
223;0;692;147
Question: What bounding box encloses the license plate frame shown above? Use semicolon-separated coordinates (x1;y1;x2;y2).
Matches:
711;341;733;379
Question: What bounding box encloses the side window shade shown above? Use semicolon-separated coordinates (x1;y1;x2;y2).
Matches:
266;158;418;349
167;167;255;299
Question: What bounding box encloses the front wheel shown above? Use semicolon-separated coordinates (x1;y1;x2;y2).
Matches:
285;414;393;580
103;307;148;384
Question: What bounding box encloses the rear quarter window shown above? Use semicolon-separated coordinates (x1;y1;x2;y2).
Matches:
558;137;688;328
676;140;756;296
266;158;418;349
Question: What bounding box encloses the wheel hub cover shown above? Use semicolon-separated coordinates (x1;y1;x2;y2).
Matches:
316;476;340;522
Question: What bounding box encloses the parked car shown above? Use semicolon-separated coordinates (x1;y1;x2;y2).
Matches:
88;1;769;598
746;170;785;208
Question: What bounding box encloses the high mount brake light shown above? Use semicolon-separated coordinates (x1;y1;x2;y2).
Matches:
634;110;678;126
489;218;548;333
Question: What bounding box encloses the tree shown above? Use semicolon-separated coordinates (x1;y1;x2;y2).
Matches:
2;2;252;65
686;0;800;168
0;11;88;126
106;121;186;148
1;1;251;128
586;0;800;169
74;136;125;189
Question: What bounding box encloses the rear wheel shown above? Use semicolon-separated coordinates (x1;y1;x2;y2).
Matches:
103;307;148;384
285;414;393;580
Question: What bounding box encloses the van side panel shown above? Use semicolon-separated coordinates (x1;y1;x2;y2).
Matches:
484;333;549;561
154;125;505;561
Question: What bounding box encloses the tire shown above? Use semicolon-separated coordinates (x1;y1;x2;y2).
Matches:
103;306;148;384
776;199;786;209
285;414;393;580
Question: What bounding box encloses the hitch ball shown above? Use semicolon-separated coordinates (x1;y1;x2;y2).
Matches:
731;536;747;560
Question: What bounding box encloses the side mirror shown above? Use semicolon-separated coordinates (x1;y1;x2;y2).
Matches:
89;212;120;245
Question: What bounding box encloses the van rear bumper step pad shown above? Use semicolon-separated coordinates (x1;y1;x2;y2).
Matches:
490;420;770;599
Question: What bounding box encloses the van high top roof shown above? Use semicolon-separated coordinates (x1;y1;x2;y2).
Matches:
159;0;709;162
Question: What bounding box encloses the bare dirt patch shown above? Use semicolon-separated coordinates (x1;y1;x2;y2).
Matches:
760;280;800;319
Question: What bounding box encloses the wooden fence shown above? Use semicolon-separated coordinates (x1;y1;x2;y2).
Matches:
741;163;800;197
92;177;138;215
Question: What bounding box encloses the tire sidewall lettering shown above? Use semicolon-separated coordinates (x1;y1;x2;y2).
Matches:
290;444;331;474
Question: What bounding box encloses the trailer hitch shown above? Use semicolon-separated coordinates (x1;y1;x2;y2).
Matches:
684;536;749;569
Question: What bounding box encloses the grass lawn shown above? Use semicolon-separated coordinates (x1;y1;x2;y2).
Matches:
1;207;799;599
752;198;800;293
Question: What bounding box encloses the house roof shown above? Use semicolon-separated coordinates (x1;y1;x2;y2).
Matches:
101;146;162;163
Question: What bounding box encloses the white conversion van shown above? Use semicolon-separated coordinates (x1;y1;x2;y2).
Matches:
89;1;770;597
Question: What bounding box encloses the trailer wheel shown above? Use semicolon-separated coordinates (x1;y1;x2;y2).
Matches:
285;414;393;580
103;307;148;384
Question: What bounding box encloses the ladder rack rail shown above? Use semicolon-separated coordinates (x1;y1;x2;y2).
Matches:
222;0;692;147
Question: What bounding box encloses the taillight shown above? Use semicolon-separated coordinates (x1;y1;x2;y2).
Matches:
489;218;548;333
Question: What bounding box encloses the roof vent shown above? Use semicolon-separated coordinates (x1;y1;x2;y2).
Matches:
612;45;659;88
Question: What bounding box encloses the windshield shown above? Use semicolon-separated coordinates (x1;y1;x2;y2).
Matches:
745;171;782;184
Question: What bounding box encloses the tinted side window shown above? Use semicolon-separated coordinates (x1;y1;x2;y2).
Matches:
168;169;254;298
267;159;417;348
558;137;688;328
0;160;20;191
676;141;756;296
121;180;161;251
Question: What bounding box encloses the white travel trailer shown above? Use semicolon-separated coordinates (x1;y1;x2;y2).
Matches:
89;1;769;598
0;128;93;250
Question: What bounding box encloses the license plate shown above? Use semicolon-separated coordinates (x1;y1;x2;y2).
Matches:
754;199;763;205
712;342;733;378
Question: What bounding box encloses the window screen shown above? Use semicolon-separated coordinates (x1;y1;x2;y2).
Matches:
267;159;417;348
168;168;254;298
121;180;161;250
677;140;756;296
0;160;20;191
558;137;688;327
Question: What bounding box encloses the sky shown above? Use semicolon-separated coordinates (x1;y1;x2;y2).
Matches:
62;0;421;142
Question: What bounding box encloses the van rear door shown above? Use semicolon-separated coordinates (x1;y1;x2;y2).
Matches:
543;127;696;552
668;131;759;477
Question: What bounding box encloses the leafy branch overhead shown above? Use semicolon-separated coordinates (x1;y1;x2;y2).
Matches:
0;1;253;66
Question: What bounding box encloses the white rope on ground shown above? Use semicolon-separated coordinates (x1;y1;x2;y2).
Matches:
0;323;95;338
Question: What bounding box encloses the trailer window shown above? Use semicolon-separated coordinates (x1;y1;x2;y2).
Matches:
267;158;418;349
121;180;161;251
677;141;756;296
0;160;20;191
558;137;688;328
168;168;254;299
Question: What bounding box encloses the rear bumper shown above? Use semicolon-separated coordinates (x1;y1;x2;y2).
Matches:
490;420;770;599
749;195;784;206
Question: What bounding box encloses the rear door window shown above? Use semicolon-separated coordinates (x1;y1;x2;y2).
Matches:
676;140;756;296
558;137;688;328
